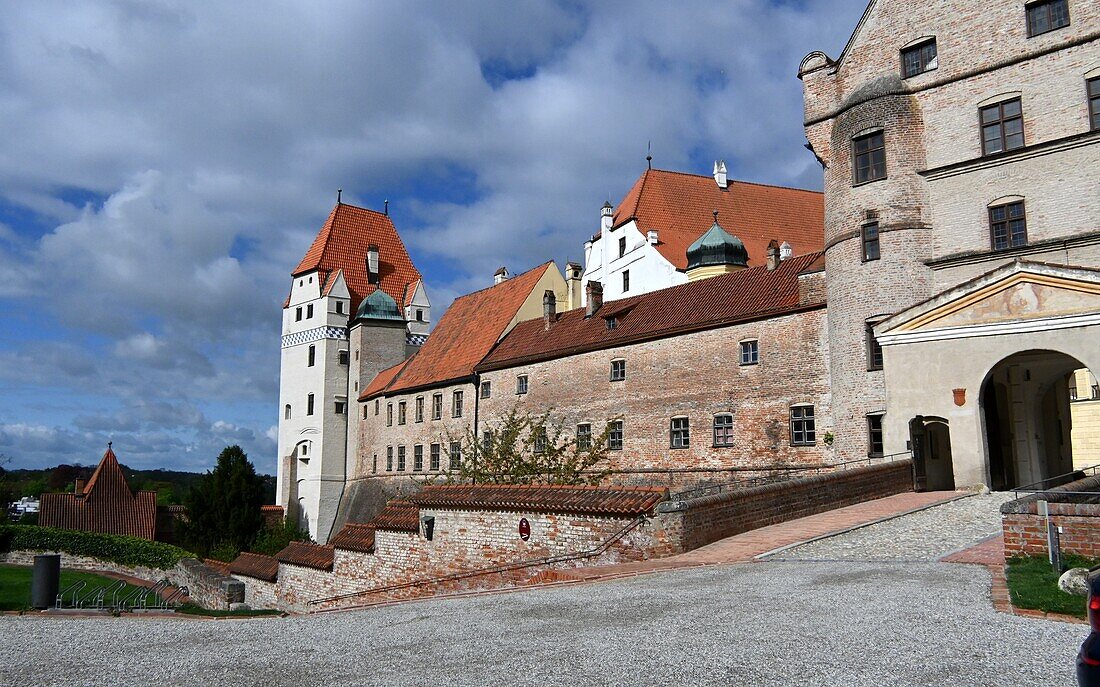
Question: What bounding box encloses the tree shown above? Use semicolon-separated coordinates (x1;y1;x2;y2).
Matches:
447;407;616;485
179;446;266;558
251;517;312;556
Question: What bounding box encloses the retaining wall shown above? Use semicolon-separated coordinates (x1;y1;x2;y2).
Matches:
1001;474;1100;559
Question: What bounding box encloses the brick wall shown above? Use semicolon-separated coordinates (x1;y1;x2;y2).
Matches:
1001;473;1100;559
233;574;278;609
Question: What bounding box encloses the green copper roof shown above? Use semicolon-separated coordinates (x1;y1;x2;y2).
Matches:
686;217;749;270
354;288;405;323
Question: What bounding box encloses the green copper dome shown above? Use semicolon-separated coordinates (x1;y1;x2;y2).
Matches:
686;215;749;270
354;288;405;323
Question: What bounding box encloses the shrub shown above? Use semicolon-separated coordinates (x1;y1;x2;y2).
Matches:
0;524;194;570
251;518;311;556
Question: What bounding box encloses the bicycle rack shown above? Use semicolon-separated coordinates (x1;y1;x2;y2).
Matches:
55;580;86;609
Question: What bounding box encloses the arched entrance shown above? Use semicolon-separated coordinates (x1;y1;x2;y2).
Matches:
981;349;1093;490
909;417;955;491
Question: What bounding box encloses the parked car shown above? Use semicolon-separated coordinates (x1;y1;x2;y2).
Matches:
1077;568;1100;685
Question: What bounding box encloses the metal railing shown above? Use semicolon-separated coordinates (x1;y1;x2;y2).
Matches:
52;577;186;612
1011;464;1100;501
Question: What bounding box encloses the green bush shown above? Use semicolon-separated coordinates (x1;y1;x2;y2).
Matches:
0;524;194;570
251;518;311;556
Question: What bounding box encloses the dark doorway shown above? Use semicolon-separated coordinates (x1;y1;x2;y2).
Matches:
909;416;955;491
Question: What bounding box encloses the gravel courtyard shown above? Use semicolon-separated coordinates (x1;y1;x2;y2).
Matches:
0;558;1083;687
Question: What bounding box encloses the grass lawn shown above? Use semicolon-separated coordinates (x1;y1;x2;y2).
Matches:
0;564;156;611
1006;554;1099;619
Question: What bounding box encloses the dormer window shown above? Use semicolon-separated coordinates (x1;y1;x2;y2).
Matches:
606;316;617;331
900;38;936;78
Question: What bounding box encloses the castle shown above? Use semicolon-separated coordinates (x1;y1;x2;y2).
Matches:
278;0;1100;544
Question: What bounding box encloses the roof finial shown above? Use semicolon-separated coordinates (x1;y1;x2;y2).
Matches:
646;141;652;169
713;209;719;224
337;189;342;204
384;199;389;216
107;440;112;449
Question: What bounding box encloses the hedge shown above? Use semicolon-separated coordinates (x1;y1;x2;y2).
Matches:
0;525;195;570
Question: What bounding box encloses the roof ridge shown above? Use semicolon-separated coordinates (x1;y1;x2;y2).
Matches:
449;261;554;301
648;167;821;195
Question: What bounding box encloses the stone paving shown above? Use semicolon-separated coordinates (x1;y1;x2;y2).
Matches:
773;492;1015;562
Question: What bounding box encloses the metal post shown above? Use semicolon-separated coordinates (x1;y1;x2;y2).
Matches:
1037;500;1062;571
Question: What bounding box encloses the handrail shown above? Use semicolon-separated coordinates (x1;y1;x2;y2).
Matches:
1012;464;1100;500
307;513;649;609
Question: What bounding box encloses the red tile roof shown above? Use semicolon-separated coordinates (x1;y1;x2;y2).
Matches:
358;359;409;401
275;541;335;571
230;552;280;582
368;262;554;396
38;447;158;541
290;202;422;316
411;484;668;516
613;168;823;269
479;252;825;370
203;558;232;576
367;500;421;533
329;523;376;553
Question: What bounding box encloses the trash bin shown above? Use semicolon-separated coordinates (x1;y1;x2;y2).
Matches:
31;554;60;609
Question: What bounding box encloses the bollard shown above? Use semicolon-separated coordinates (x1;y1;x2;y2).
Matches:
31;554;61;609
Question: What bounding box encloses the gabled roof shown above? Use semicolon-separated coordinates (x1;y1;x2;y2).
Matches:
480;252;825;370
290;202;422;316
359;359;409;401
612;168;823;270
38;446;157;541
229;552;280;582
411;484;668;517
276;541;335;571
371;262;555;396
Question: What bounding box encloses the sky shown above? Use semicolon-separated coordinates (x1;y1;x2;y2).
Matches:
0;0;867;475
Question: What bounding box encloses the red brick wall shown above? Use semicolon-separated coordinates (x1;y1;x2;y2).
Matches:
1002;502;1100;560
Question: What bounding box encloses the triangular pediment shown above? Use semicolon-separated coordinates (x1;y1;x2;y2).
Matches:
878;261;1100;338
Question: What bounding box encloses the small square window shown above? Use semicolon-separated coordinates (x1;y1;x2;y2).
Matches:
480;381;491;399
576;423;592;451
608;420;624;451
790;406;816;446
713;414;734;447
606;317;617;331
852;131;886;184
334;401;345;415
980;99;1024;156
989;201;1027;250
516;375;528;395
739;340;759;366
610;359;626;381
1026;0;1069;37
670;417;690;449
868;415;884;457
862;222;880;262
338;350;349;365
900;39;937;78
336;301;344;315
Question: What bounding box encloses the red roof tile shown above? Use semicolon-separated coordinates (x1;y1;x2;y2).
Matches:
614;168;823;269
367;500;420;533
230;552;280;582
275;541;335;571
290;202;422;316
329;523;376;553
372;262;554;396
203;558;232;576
411;484;668;516
480;252;824;370
38;447;157;541
358;359;409;402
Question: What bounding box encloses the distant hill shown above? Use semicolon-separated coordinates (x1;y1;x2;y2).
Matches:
0;463;276;507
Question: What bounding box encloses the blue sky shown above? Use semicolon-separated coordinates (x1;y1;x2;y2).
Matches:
0;0;866;474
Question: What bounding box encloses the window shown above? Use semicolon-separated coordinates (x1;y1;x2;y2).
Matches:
739;340;759;366
336;301;344;315
790;406;816;446
989;201;1027;250
338;350;349;365
861;222;880;261
432;393;443;420
901;38;936;78
480;381;491;399
306;304;314;319
297;442;309;460
852;131;886;184
606;317;617;331
363;405;369;419
415;397;424;423
284;404;291;420
618;236;626;258
1089;77;1100;131
307;393;315;416
452;390;463;417
1026;0;1069;36
375;399;379;416
622;270;630;292
713;414;734;447
308;345;316;367
449;441;461;470
387;446;393;472
867;322;883;371
414;445;423;472
416;309;424;322
398;401;407;425
387;403;393;426
372;454;377;474
980;99;1024;155
335;400;345;415
397;446;406;471
868;415;884;457
670;417;690;449
610;359;626;382
608;420;624;451
430;443;441;471
533;429;547;454
516;375;528;395
576;423;592;451
295;307;302;322
482;431;492;453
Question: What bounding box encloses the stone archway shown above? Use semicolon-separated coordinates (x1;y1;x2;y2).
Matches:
980;349;1092;490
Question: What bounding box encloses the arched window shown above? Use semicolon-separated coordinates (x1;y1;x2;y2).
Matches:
284;404;291;420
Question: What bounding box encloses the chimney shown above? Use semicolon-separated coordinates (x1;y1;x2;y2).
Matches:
565;262;583;310
600;201;614;235
493;266;511;285
780;241;793;261
74;479;85;494
366;244;380;283
543;290;557;330
647;230;659;245
713;160;728;189
585;281;603;317
766;240;781;271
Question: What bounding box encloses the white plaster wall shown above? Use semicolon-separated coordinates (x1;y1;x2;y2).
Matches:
581;219;687;304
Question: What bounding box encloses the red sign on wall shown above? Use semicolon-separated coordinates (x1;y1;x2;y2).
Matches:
519;518;530;541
